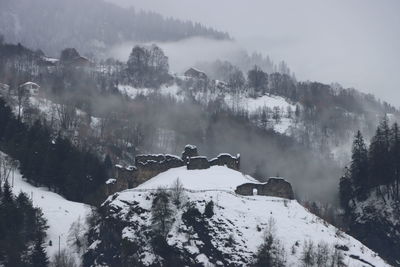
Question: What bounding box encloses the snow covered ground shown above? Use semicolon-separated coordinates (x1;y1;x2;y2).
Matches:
4;153;90;262
137;166;259;191
118;83;297;135
118;84;184;101
103;166;390;267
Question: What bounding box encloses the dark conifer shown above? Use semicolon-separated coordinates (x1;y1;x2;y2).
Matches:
30;237;49;267
350;131;368;199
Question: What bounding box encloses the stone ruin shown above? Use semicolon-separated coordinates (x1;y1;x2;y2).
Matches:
106;144;295;200
187;156;210;170
106;145;240;195
210;153;240;170
181;145;198;164
235;178;295;199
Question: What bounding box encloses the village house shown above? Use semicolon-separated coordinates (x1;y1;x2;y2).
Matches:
67;56;91;68
0;83;10;92
184;67;208;80
19;82;40;96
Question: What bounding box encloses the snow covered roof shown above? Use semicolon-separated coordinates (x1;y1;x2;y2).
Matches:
41;57;59;63
185;67;205;74
105;178;117;185
0;83;9;89
126;165;137;171
20;81;40;88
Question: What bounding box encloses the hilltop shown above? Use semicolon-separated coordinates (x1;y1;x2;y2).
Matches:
85;166;389;266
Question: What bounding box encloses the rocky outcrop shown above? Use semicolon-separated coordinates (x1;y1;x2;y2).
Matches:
187;156;210;170
235;178;295;199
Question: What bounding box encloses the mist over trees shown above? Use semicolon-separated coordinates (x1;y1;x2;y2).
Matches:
0;0;229;57
1;39;398;202
340;117;400;207
127;45;171;88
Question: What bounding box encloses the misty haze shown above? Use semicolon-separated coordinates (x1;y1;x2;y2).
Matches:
0;0;399;266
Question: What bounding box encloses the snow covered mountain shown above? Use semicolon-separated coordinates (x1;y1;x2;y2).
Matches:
84;166;390;266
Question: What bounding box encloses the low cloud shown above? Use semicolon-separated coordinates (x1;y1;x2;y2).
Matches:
109;37;243;74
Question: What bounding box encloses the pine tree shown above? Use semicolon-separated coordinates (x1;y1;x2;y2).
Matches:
1;180;14;206
30;237;49;267
390;123;400;200
350;131;368;200
339;167;353;210
369;121;391;188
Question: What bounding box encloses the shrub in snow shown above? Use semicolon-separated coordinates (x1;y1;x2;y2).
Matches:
301;240;316;267
204;200;214;218
151;187;174;238
315;241;330;267
254;218;286;267
171;178;185;208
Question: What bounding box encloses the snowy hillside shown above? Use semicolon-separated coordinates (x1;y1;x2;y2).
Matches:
118;82;297;135
118;84;185;101
85;166;389;266
4;153;90;262
137;166;259;191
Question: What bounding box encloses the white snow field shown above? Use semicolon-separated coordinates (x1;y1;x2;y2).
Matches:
7;160;90;262
108;166;391;267
137;166;259;191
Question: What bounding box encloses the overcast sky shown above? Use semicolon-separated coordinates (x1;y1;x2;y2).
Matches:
107;0;400;106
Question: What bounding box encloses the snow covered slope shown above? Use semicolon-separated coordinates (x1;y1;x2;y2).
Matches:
137;166;259;191
86;166;390;266
6;155;90;261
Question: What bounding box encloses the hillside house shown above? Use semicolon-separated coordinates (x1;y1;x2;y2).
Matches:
0;83;10;92
184;67;208;80
19;82;40;96
67;56;91;68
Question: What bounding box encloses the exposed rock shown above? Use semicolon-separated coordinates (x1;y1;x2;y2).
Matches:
187;156;210;170
235;178;295;199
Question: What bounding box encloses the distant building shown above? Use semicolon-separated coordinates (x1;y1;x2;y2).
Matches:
19;82;40;96
67;56;91;68
184;67;208;80
0;83;10;92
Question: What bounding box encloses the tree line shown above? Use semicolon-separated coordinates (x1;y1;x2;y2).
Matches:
0;180;49;267
340;116;400;211
0;97;109;204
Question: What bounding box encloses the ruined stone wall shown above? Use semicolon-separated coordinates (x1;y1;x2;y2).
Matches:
106;166;137;195
107;145;242;195
235;178;295;199
187;156;210;170
209;153;240;171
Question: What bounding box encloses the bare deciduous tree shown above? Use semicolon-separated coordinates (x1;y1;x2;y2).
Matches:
171;178;185;208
